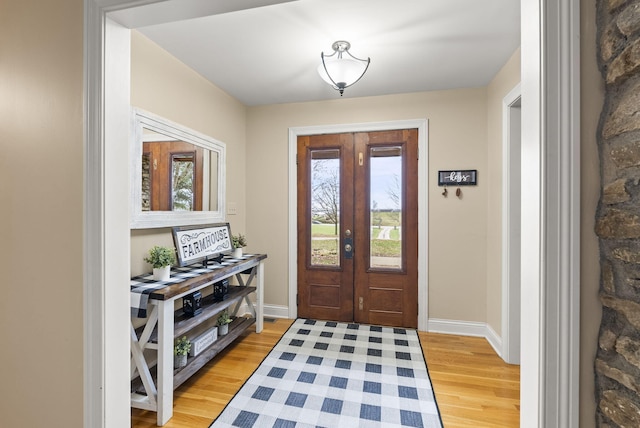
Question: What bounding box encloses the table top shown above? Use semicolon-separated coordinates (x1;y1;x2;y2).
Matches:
130;254;266;318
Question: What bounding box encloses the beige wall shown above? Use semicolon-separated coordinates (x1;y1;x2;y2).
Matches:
580;0;603;425
485;49;522;336
246;88;490;321
0;1;84;426
1;1;603;425
129;32;248;276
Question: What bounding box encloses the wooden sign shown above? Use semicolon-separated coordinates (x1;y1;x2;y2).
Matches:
438;170;477;186
172;223;233;266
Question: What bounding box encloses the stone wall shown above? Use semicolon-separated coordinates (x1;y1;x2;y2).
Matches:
595;0;640;426
142;153;151;211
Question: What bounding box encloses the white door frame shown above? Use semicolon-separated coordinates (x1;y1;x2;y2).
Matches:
520;0;581;426
84;5;132;427
502;84;522;364
287;120;429;331
85;0;581;426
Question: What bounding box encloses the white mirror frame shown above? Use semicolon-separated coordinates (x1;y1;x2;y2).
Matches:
130;108;226;228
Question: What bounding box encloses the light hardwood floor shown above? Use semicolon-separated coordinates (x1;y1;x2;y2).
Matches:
132;318;520;427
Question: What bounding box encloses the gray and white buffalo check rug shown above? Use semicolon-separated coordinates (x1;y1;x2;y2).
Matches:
210;318;443;428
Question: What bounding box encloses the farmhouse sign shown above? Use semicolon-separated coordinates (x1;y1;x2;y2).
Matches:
172;223;233;266
438;170;478;186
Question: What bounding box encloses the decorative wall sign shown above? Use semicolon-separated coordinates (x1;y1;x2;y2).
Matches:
172;223;233;266
438;170;477;186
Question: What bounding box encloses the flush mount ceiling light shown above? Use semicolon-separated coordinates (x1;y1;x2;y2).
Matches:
318;40;370;96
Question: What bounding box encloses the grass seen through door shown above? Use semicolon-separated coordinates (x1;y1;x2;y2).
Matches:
311;211;401;265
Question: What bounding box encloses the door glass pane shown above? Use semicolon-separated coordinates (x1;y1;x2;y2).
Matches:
310;149;340;266
370;146;402;269
171;154;195;211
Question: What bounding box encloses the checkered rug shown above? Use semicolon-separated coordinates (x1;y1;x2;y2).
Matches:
210;319;443;428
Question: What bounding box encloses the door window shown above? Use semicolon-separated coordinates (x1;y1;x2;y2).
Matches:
310;149;341;267
369;146;403;270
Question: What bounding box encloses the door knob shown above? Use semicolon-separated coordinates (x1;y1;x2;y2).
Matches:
344;238;353;259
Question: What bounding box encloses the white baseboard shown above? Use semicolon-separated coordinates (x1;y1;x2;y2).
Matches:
428;318;487;336
428;318;504;359
485;323;503;357
236;302;290;320
263;304;290;319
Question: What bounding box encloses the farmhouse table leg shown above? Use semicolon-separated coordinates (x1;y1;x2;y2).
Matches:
130;324;157;407
256;261;264;333
156;300;174;425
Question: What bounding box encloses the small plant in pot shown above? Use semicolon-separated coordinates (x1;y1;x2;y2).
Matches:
231;234;247;258
217;310;232;336
144;245;176;281
174;336;191;369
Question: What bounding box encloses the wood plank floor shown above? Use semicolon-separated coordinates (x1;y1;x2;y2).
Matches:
132;318;520;427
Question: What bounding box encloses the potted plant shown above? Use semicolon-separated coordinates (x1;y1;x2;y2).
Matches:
144;245;176;281
174;336;191;369
217;310;232;335
231;234;247;258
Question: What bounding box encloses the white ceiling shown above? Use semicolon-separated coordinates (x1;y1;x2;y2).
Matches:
123;0;520;106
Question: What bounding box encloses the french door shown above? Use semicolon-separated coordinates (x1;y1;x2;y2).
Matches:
297;129;418;328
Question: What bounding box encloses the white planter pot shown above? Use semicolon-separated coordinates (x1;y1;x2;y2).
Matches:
153;266;171;282
232;248;243;258
174;354;187;369
219;323;229;336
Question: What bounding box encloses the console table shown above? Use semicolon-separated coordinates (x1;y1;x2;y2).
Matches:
130;253;266;426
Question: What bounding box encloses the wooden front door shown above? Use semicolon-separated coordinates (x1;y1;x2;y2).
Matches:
297;129;419;328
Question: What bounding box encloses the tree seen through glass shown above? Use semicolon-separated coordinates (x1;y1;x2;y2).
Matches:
309;147;403;267
171;155;195;211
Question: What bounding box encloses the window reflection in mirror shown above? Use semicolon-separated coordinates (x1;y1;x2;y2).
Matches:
141;135;204;212
131;108;225;228
171;153;195;211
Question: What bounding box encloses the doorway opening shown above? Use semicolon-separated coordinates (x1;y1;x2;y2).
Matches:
287;120;429;330
502;84;521;364
296;130;419;328
88;1;581;425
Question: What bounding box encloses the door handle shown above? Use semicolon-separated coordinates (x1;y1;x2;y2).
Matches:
344;237;353;259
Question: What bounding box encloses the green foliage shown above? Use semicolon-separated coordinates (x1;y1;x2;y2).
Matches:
217;310;232;326
370;211;401;227
308;211;402;265
370;239;401;257
311;223;339;237
174;336;191;356
144;245;177;268
232;234;247;248
311;238;339;266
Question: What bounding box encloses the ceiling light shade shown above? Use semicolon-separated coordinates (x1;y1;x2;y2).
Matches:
318;41;370;96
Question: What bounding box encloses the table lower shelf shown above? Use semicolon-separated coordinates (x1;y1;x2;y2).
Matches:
131;316;255;397
136;286;256;346
173;316;255;389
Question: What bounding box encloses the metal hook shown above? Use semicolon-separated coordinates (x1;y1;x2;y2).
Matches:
442;186;448;197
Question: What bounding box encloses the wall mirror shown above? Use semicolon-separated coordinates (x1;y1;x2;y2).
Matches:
131;108;226;228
